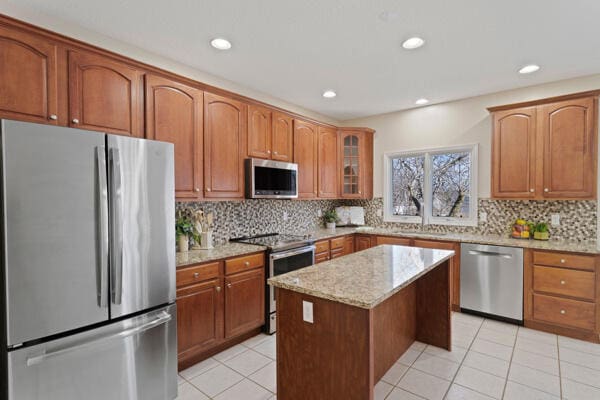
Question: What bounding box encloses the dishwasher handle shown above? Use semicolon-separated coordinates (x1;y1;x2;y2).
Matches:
468;249;513;259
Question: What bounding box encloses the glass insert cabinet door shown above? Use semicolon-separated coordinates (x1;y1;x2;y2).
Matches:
341;132;363;196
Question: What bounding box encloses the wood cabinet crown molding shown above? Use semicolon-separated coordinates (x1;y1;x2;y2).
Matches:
487;89;600;112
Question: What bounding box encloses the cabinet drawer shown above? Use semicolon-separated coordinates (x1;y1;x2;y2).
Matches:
330;237;345;250
225;253;264;275
176;262;220;288
533;266;595;300
533;251;596;271
315;252;330;263
330;248;344;259
315;240;330;254
413;239;455;250
377;236;411;246
533;294;595;331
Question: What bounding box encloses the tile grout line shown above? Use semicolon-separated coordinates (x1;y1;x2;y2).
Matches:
500;324;520;400
557;334;563;400
383;344;427;399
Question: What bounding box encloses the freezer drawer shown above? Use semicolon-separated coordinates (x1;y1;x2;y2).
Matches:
8;304;177;400
460;243;524;321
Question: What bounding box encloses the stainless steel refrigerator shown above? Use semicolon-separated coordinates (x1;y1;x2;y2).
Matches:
0;120;177;400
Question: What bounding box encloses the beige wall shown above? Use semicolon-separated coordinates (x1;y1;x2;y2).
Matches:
0;1;339;125
344;74;600;199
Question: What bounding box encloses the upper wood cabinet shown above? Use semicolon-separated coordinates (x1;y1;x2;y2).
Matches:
0;25;59;124
491;107;537;198
247;104;272;159
145;74;203;199
490;95;598;200
271;112;294;162
317;126;339;198
293;119;318;198
540;97;597;199
338;128;374;199
204;92;247;198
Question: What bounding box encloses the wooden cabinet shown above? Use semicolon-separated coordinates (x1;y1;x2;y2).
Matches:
225;268;265;338
315;235;354;262
315;239;330;263
317;126;339;198
176;252;266;369
247;104;272;159
490;94;598;200
355;235;376;251
0;25;59;124
294;119;318;198
272;112;294;161
491;107;537;198
376;236;411;246
338;128;374;199
525;249;600;343
540;97;597;198
204;92;247;198
176;278;223;359
145;74;203;199
68;50;143;136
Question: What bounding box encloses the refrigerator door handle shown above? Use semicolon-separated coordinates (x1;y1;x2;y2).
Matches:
97;147;109;308
26;311;172;367
109;148;124;305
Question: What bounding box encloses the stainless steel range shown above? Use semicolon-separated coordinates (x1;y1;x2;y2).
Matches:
231;233;315;333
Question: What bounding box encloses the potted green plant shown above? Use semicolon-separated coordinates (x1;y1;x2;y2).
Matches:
533;222;550;241
323;210;338;229
176;215;199;252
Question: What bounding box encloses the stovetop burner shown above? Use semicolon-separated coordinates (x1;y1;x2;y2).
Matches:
230;233;315;252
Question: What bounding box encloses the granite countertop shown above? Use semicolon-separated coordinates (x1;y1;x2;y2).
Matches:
268;244;454;309
297;227;599;255
176;242;267;268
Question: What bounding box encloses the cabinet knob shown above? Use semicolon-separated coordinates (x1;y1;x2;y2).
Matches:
560;280;566;285
561;259;566;264
49;114;58;121
273;151;278;155
194;188;200;192
244;261;250;266
544;188;549;192
216;286;221;292
267;150;271;154
227;283;232;288
530;188;534;193
358;191;362;194
560;310;566;315
72;118;79;124
206;188;211;192
193;272;199;279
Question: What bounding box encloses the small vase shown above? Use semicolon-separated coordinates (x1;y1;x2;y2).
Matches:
534;231;550;241
326;222;336;230
178;235;189;252
200;231;214;250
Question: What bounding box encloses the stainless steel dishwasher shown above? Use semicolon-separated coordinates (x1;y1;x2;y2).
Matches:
460;243;524;323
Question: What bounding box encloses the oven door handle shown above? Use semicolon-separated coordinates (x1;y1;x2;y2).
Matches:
270;245;316;261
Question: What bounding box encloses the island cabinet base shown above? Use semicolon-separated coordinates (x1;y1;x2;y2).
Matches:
275;260;451;400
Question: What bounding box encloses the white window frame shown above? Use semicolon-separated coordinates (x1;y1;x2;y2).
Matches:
383;144;478;227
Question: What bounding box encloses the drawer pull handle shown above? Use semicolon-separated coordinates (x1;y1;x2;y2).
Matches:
49;114;58;121
560;259;566;264
72;118;80;124
227;283;232;289
216;286;221;292
560;310;566;315
244;261;250;266
560;280;566;285
193;272;199;279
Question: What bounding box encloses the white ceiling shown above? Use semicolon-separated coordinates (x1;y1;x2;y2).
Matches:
12;0;600;120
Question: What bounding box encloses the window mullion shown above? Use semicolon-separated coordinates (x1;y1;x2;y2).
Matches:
423;152;433;225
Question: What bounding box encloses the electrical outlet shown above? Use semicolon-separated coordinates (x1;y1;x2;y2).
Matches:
317;209;322;217
282;211;288;221
551;213;560;226
302;301;314;323
480;212;488;223
376;208;383;217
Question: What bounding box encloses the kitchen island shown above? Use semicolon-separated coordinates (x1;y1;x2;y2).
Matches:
268;244;455;400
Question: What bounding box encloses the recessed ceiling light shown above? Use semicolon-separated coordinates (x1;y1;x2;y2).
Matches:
518;64;540;74
322;90;337;98
415;98;429;105
210;38;232;50
402;37;425;50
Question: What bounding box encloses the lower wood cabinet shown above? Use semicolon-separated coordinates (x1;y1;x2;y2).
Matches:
225;268;265;338
355;235;376;251
525;249;600;342
315;235;354;263
376;236;411;246
176;252;265;369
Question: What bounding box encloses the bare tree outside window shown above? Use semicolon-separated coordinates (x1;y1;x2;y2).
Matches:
391;155;424;216
431;151;471;218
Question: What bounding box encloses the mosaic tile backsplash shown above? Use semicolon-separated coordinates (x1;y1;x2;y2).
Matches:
177;197;596;244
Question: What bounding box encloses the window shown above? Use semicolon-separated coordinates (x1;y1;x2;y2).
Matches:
384;145;478;226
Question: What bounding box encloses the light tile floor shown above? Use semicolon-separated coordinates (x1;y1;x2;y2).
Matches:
177;312;600;399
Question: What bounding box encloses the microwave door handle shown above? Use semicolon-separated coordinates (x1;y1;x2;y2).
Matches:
96;147;109;308
109;148;124;305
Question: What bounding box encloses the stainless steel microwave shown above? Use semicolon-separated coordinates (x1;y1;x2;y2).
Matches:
245;158;298;199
